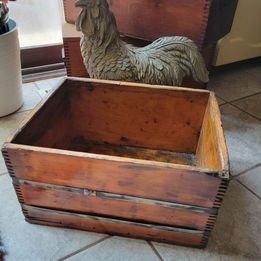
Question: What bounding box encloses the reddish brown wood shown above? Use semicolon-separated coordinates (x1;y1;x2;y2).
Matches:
1;78;229;248
17;179;213;230
63;0;237;47
66;80;209;153
11;85;73;149
5;144;222;208
63;38;87;77
14;79;210;153
24;205;205;247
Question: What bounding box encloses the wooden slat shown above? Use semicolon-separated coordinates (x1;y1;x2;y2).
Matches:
15;179;215;230
3;144;222;208
23;205;205;247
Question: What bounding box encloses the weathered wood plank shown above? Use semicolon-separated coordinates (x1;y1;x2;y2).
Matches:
16;179;216;230
23;205;205;247
4;144;222;208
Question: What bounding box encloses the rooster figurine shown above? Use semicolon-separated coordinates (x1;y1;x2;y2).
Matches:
76;0;209;86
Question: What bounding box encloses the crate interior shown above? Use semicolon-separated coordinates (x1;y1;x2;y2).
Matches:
13;79;223;169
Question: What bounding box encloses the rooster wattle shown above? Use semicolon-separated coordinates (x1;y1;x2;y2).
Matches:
75;0;209;86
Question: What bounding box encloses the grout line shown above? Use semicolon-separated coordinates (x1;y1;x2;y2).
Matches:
228;91;261;104
231;163;261;179
228;103;261;122
236;179;261;200
0;172;8;177
31;82;44;100
57;235;111;261
22;81;44;101
147;241;165;261
216;95;228;105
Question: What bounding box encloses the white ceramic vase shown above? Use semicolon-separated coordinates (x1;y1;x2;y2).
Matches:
0;19;23;117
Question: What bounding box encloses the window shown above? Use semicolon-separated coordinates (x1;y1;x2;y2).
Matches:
8;0;65;76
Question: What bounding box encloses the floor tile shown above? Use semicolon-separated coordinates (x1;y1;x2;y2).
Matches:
221;104;261;176
0;175;106;261
237;165;261;198
153;180;261;261
35;77;64;98
67;237;159;261
232;93;261;120
208;64;261;102
0;156;7;176
0;111;29;175
0;111;29;143
20;83;42;112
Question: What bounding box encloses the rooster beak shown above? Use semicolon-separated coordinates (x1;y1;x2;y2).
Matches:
75;0;87;8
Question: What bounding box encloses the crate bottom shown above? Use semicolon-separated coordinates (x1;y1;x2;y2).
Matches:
23;205;208;248
67;138;196;166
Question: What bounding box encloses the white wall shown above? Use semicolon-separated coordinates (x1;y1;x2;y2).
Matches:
214;0;261;66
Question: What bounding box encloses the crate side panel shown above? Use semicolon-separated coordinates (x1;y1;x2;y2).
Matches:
17;179;214;230
63;0;210;46
196;94;229;178
12;86;74;149
6;147;222;208
67;81;209;153
24;205;205;247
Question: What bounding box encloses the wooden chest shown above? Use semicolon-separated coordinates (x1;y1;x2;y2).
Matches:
2;78;229;248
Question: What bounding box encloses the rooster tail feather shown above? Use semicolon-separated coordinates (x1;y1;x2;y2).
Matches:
185;41;209;83
151;36;209;83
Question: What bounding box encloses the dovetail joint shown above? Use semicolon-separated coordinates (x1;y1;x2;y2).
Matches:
1;149;16;178
199;0;212;48
213;179;229;208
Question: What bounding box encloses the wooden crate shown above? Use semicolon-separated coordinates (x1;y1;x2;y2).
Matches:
63;0;238;48
2;78;229;248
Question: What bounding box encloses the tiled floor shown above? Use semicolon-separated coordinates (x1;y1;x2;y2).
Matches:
0;60;261;260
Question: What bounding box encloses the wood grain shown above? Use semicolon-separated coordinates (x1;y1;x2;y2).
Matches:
63;0;237;47
12;85;74;149
16;179;215;230
64;0;208;46
4;144;222;208
196;93;229;178
24;205;205;247
0;77;230;247
66;79;209;153
68;138;196;166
